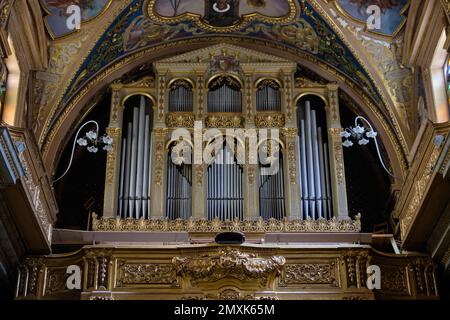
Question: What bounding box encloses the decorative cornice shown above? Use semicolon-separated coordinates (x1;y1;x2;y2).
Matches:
91;213;361;233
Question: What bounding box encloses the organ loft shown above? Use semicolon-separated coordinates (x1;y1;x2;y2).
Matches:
0;0;449;301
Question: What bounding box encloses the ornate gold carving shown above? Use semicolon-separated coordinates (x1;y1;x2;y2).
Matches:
116;262;179;287
206;114;244;128
279;263;338;287
380;266;409;295
287;141;297;184
92;214;362;233
197;75;205;119
172;248;285;286
45;268;71;296
158;75;166;121
295;77;326;88
166;113;195;128
154;140;165;185
330;128;345;185
401;146;442;239
284;75;293;121
254;113;286;128
105;128;121;185
17;152;52;243
195;165;204;186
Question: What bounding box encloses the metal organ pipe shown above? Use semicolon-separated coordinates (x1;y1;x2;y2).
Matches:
296;100;334;221
118;137;127;218
135;98;146;217
123;122;133;218
299;121;309;219
305;102;316;219
142;115;150;219
318;129;327;219
323;142;332;219
311;110;323;219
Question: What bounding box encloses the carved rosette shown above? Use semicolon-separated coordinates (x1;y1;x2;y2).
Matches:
206;114;244;128
166;113;195;128
172;248;285;287
92;214;361;233
254;113;286;128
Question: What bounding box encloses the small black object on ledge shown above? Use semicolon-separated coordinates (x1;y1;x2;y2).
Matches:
214;232;246;245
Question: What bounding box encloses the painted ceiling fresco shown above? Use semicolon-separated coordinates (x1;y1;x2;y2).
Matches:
41;0;111;38
154;0;292;27
336;0;408;36
44;0;388;138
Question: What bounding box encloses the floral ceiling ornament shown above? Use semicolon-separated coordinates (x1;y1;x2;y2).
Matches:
341;116;394;177
53;120;113;183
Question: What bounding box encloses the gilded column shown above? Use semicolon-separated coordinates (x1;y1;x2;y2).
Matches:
150;128;167;218
283;128;301;219
326;84;349;219
244;74;259;219
192;75;207;219
103;86;123;218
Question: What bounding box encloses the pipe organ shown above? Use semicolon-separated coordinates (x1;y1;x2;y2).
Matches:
117;96;153;219
207;75;242;113
207;143;244;221
259;150;286;220
166;145;192;220
169;79;194;112
297;100;332;220
103;45;349;223
256;79;282;111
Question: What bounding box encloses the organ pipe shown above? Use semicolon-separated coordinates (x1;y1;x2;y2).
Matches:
142;115;150;219
207;142;243;221
208;84;242;113
259;147;285;220
297;100;333;220
118;96;152;219
311;110;323;219
135;99;146;217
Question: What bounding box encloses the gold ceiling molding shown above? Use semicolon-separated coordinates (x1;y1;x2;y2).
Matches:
307;0;409;158
91;213;362;233
145;0;298;33
40;37;407;180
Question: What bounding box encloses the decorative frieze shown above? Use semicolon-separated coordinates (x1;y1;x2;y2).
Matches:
205;114;244;128
254;113;286;128
166;113;195;128
91;213;362;233
173;248;285;287
279;262;338;287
